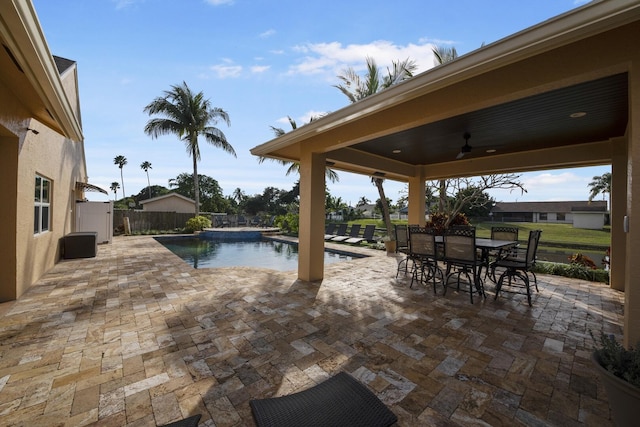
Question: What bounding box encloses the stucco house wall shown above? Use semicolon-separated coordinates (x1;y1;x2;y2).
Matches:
573;212;606;230
140;193;196;213
0;4;87;301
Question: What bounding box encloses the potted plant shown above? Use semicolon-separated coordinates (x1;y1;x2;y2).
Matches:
590;331;640;426
382;235;396;253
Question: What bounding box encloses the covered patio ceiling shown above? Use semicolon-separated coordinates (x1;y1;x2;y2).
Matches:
353;72;628;167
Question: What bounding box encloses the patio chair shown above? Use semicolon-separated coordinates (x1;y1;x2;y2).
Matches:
237;215;247;226
325;223;347;240
443;226;485;303
493;229;542;306
332;224;361;242
406;226;443;293
487;226;519;280
394;224;412;277
345;224;376;244
250;216;261;227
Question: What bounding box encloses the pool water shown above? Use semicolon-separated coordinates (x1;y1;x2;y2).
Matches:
155;236;361;270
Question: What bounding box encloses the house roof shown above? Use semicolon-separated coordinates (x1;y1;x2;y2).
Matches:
139;193;195;205
492;201;607;213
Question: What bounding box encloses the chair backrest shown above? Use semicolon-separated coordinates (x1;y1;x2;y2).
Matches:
348;224;361;237
361;224;376;242
408;226;437;258
491;226;518;242
524;230;542;266
325;223;336;234
443;226;476;263
334;223;348;236
395;224;409;249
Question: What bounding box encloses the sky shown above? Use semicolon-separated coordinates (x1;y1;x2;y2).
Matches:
31;0;609;207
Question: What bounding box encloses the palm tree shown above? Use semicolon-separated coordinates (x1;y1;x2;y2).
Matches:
114;155;127;198
588;172;612;206
334;57;417;239
433;45;459;213
143;81;235;215
262;115;339;183
357;196;370;207
140;161;152;199
110;181;120;201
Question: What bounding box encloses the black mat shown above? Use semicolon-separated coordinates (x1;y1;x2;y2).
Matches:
158;414;201;427
250;372;397;427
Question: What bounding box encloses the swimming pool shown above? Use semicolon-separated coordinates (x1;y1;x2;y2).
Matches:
155;236;364;270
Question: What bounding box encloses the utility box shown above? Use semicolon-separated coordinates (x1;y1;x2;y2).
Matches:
76;201;113;244
63;232;98;259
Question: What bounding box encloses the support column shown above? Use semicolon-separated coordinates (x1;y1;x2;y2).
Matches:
0;134;18;301
610;138;627;291
298;149;326;282
624;63;640;347
407;174;426;226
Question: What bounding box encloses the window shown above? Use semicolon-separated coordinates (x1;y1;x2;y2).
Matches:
539;213;548;221
34;175;51;234
557;213;566;221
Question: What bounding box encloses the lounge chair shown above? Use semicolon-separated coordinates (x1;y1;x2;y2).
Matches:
325;223;347;240
345;224;376;244
331;224;361;242
324;223;337;239
237;215;247;226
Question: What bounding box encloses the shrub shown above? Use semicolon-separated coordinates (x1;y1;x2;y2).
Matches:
534;261;609;283
185;215;212;233
275;213;299;234
591;331;640;388
426;212;470;234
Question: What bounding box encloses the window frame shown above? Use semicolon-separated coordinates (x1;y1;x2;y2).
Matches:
34;175;51;235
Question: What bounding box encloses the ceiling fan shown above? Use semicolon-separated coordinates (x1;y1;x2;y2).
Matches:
456;132;472;159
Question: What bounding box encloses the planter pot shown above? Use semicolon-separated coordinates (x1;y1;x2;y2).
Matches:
591;352;640;426
384;240;397;253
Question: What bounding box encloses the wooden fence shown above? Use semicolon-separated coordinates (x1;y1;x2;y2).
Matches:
113;210;194;233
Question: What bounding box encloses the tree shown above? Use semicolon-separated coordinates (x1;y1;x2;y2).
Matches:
140;161;152;199
169;172;228;213
588;172;611;206
114;155;127;198
110;181;120;201
433;45;459;213
357;196;370;207
262;115;339;183
143;81;235;215
426;175;525;227
334;57;417;239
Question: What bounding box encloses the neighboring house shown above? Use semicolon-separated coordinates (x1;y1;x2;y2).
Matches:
139;193;196;213
0;3;95;301
491;201;608;228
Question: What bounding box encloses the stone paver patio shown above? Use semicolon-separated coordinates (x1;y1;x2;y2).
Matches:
0;235;624;426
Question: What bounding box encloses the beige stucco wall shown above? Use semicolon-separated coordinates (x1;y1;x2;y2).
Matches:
142;196;195;213
0;65;86;301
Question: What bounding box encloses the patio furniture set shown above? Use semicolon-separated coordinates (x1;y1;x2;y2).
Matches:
396;224;542;306
324;223;377;245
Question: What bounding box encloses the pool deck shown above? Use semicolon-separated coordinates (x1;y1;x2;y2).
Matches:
0;235;624;426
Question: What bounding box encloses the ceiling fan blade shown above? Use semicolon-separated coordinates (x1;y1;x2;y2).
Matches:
456;151;465;160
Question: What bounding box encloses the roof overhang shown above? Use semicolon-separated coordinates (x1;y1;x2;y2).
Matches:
251;0;640;182
0;1;83;141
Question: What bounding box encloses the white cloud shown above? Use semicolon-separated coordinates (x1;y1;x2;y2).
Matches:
287;40;437;78
250;65;270;73
209;60;243;78
112;0;138;10
260;29;276;38
204;0;234;5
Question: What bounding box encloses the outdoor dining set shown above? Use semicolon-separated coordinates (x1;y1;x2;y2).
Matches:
395;224;542;306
